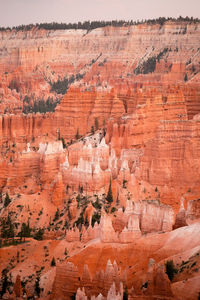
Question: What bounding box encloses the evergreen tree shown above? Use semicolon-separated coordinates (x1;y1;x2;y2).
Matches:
165;260;177;281
123;286;128;300
61;137;67;148
34;272;41;298
1;214;14;239
53;208;60;222
75;128;80;139
4;192;11;208
116;192;120;206
33;228;44;241
0;269;9;297
106;180;113;203
91;212;101;227
19;221;31;242
70;293;76;300
51;257;56;266
91;125;95;135
184;73;188;81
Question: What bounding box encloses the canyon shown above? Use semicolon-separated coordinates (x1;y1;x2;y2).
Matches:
0;19;200;299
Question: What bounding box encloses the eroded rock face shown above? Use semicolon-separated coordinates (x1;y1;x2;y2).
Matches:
52;260;124;300
186;199;200;224
13;275;23;298
173;197;188;230
0;21;200;300
1;21;200;113
51;262;80;300
1;83;200;216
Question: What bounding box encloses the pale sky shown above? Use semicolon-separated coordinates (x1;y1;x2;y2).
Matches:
0;0;200;27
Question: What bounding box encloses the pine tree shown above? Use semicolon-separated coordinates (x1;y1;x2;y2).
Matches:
123;286;128;300
35;272;41;297
75;128;79;139
106;180;113;203
184;73;188;81
116;192;120;206
8;217;14;238
19;221;31;242
33;228;44;240
53;208;60;222
0;269;9;297
165;260;177;281
4;192;11;208
103;127;106;137
51;257;56;266
1;214;14;239
91;125;95;135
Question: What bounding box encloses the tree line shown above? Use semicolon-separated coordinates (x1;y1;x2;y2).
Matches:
0;16;199;32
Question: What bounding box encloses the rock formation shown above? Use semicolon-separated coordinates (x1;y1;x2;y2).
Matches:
0;20;200;300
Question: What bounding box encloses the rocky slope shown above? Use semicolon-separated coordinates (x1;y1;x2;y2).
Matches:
0;20;200;299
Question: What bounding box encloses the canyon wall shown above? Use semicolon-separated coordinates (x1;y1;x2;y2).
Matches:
0;21;200;113
0;21;200;300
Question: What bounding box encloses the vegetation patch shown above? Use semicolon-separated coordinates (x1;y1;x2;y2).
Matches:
134;48;168;75
165;260;177;281
23;96;59;114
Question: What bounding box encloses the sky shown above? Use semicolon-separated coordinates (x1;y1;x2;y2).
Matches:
0;0;200;27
